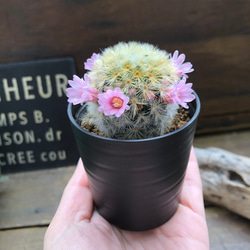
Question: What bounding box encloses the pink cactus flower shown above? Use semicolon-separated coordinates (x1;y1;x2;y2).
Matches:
128;88;137;96
66;74;99;105
164;78;195;109
170;50;194;77
98;88;130;117
145;91;155;101
84;53;100;70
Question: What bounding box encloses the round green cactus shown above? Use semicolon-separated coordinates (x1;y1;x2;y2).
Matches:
67;41;195;139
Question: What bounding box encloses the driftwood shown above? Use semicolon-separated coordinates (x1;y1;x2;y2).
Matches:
194;147;250;220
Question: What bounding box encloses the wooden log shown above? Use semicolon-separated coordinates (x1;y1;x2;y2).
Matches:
194;147;250;220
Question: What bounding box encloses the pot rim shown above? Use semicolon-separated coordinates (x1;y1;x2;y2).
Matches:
67;91;200;143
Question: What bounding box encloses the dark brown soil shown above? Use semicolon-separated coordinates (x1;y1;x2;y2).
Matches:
168;107;191;132
81;123;106;137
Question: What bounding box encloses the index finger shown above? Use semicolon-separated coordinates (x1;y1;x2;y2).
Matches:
53;159;93;223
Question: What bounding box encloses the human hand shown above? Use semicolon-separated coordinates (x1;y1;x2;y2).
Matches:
44;147;209;250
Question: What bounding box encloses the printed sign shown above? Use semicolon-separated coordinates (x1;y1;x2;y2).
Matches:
0;58;79;173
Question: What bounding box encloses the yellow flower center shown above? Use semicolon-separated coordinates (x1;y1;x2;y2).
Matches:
112;97;123;108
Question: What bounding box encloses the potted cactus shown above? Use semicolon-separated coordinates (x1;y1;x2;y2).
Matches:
67;41;200;231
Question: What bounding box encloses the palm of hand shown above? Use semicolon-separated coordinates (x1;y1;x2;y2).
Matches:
44;148;209;250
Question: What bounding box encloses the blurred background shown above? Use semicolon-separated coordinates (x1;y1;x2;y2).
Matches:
1;0;249;135
1;1;250;249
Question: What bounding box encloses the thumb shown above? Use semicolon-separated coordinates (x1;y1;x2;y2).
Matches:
52;159;93;224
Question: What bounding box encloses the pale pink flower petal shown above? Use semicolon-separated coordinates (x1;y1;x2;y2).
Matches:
170;50;194;77
164;78;195;109
66;74;99;105
97;88;130;117
145;91;155;101
128;88;137;96
84;53;100;70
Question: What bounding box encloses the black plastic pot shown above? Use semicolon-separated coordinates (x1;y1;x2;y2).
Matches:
67;92;200;231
